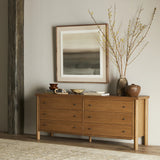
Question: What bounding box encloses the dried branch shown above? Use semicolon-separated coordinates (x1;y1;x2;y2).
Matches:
89;7;156;77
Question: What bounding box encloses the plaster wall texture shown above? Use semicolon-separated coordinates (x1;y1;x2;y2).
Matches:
24;0;160;145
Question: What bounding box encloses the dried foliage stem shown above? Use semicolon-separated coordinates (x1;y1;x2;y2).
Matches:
89;7;156;77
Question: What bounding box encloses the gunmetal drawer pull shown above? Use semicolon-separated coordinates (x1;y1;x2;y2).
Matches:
88;116;91;118
88;104;91;107
43;101;46;104
122;130;125;133
73;104;76;106
88;128;91;130
72;126;76;129
122;118;125;120
42;113;46;115
42;124;46;126
73;115;76;117
122;106;126;108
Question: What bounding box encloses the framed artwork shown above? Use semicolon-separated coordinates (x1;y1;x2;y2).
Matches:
56;24;109;83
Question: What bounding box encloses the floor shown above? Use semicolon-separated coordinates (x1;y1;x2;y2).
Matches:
0;132;160;156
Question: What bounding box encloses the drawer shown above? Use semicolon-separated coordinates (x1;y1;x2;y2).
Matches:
84;112;133;125
84;97;134;113
40;110;82;122
40;119;82;135
84;123;133;139
39;96;82;111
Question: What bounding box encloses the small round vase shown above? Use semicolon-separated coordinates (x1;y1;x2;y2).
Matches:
116;76;128;96
126;84;141;97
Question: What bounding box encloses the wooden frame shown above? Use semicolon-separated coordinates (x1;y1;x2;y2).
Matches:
56;24;109;83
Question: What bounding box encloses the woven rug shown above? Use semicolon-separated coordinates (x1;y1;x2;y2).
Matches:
0;138;160;160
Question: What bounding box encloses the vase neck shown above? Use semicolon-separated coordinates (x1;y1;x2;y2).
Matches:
120;75;126;79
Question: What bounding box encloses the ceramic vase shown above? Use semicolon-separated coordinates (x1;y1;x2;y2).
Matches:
126;84;141;97
116;76;128;96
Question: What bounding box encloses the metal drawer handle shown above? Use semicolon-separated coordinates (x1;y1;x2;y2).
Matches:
43;101;46;104
122;130;125;133
122;106;126;108
88;104;91;107
72;126;76;129
73;115;76;117
88;116;91;118
42;113;46;115
122;118;125;120
42;124;46;126
88;128;91;130
73;104;76;106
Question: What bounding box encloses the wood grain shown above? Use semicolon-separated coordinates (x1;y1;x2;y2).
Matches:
40;96;82;111
144;98;148;146
84;112;133;125
40;119;82;135
134;100;139;150
84;123;133;139
40;110;82;122
84;97;134;113
8;0;24;134
36;94;149;150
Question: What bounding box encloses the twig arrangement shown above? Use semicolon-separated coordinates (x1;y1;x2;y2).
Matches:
89;7;156;77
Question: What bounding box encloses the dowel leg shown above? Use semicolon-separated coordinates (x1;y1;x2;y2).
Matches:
134;100;139;150
37;131;40;140
89;136;92;143
50;132;54;137
144;99;148;146
134;137;138;150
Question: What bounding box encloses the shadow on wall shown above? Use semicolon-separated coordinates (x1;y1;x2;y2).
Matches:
24;87;46;134
108;77;117;95
52;26;57;82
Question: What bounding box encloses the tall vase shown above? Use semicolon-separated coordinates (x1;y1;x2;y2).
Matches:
116;76;128;96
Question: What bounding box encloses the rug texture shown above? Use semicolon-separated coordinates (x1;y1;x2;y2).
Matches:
0;138;160;160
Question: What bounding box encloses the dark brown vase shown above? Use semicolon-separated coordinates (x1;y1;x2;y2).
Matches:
126;84;141;97
49;83;58;91
116;76;128;96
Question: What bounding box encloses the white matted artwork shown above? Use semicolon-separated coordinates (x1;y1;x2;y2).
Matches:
56;24;109;83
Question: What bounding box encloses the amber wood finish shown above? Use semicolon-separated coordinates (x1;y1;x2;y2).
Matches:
50;132;54;137
84;97;134;113
84;112;133;125
40;110;82;122
89;136;92;143
36;94;149;150
84;123;133;139
144;98;148;146
134;100;139;150
36;96;40;140
40;119;82;135
39;95;82;111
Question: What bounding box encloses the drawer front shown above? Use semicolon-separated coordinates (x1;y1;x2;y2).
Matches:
84;123;133;139
39;96;82;110
84;98;134;113
40;110;82;122
40;119;82;135
84;112;133;125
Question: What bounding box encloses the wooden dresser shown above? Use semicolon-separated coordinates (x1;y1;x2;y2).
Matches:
36;93;149;150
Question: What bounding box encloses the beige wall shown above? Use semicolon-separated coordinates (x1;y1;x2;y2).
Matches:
24;0;160;145
0;0;8;132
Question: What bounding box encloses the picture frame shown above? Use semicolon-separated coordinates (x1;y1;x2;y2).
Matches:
56;24;109;83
